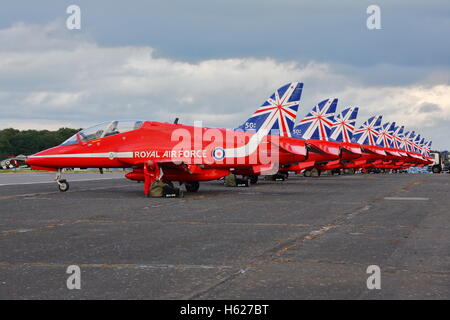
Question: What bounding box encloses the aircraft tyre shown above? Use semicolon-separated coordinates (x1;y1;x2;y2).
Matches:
332;169;341;175
58;179;69;192
185;181;200;192
163;180;174;188
249;175;259;185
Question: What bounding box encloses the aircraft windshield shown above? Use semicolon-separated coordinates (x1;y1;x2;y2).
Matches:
60;120;144;145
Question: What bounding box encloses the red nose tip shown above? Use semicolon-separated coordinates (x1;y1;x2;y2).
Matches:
25;147;60;170
26;152;47;167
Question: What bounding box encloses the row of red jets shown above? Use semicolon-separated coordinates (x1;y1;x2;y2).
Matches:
26;82;433;196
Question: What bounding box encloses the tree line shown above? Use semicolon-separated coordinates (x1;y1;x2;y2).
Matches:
0;127;80;159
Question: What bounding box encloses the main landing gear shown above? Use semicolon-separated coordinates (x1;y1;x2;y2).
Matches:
248;175;259;185
184;181;200;192
55;169;70;192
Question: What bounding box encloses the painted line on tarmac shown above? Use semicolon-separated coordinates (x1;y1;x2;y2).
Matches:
0;184;134;200
0;177;124;186
384;197;430;201
0;261;233;271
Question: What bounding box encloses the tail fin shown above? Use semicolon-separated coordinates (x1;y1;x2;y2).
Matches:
413;134;422;153
237;82;303;137
376;122;396;148
400;131;410;151
292;98;338;141
418;137;426;155
425;140;432;156
330;106;359;143
392;125;405;150
387;123;398;148
419;137;425;146
401;130;416;152
408;131;416;152
426;140;432;150
352;115;383;146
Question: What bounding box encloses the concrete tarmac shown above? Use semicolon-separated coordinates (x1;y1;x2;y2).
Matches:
0;172;449;299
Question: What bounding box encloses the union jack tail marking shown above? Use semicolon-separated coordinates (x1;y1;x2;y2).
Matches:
292;98;338;141
412;134;422;154
237;82;303;137
401;131;416;152
353;115;383;146
376;122;396;148
330;106;359;143
390;125;405;150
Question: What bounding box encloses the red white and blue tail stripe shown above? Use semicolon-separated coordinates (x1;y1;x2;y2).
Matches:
407;131;416;152
423;140;432;157
329;106;359;143
376;122;396;148
353;115;383;146
391;125;405;150
237;82;303;137
399;131;410;151
292;98;338;140
401;131;416;152
418;138;427;156
412;134;423;154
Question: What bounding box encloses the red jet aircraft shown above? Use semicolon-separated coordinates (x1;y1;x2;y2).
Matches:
26;83;308;196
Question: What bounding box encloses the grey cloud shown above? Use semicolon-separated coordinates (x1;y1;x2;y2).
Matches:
0;20;449;150
418;103;441;113
0;0;449;76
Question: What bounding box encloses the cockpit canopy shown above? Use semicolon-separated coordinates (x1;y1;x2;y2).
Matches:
61;120;144;145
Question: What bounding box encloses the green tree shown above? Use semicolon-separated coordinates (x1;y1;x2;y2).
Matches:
0;127;80;159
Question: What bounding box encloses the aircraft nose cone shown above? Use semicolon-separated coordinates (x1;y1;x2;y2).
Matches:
25;154;43;166
25;148;56;167
25;145;68;170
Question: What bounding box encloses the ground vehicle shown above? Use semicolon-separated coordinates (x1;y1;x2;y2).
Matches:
0;154;26;170
428;151;449;173
0;156;22;169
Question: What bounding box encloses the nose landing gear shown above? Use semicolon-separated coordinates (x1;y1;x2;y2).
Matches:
57;179;70;192
55;169;70;192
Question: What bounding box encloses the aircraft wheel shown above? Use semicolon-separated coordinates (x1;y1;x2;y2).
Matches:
58;179;69;192
163;180;174;188
185;181;200;192
249;175;259;185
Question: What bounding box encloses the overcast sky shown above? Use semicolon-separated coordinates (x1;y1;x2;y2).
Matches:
0;0;449;149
